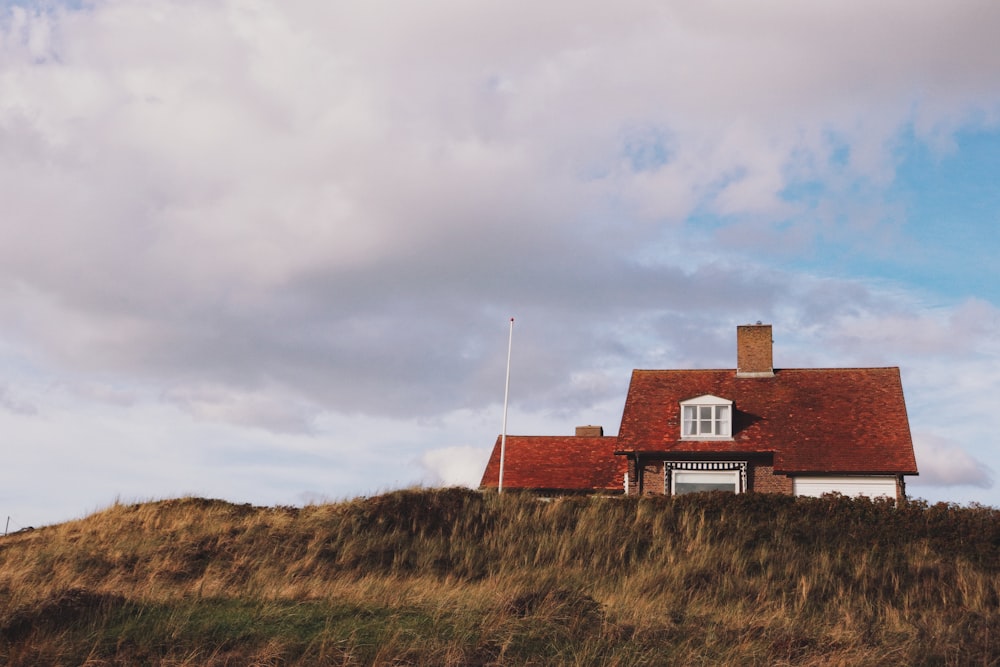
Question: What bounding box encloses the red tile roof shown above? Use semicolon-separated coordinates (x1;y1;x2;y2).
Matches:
480;436;626;492
617;367;918;475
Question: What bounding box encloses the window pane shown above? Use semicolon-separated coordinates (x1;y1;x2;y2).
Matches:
683;406;696;435
675;482;736;494
717;406;730;435
673;470;739;495
697;406;712;434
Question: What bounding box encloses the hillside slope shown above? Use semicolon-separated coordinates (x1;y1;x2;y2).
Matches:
1;489;998;666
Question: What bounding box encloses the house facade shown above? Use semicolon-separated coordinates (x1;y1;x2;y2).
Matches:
480;324;919;501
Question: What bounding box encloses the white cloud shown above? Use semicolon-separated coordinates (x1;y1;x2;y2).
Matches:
826;298;1000;359
911;434;994;488
420;446;490;488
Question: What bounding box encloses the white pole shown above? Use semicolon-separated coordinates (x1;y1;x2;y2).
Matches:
498;317;514;494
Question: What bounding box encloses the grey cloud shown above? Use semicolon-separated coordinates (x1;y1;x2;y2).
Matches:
163;385;320;435
1;1;998;431
0;385;37;416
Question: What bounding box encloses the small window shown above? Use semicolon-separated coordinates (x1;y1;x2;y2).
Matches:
680;395;732;439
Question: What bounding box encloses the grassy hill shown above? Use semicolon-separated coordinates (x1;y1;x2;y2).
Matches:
0;489;997;666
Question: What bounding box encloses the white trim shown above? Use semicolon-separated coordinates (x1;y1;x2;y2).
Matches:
681;394;732;406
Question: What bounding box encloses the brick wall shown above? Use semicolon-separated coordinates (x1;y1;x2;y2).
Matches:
641;460;665;495
750;462;793;494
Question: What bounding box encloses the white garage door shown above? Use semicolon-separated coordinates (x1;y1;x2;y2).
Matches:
793;476;897;499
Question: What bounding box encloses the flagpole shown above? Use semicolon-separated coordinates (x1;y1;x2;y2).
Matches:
498;317;514;494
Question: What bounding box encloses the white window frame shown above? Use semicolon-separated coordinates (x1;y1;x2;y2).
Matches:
665;461;746;495
680;395;733;439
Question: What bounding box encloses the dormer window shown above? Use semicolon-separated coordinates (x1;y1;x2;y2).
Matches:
680;395;733;439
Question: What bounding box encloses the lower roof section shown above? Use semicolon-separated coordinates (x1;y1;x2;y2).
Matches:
480;435;625;492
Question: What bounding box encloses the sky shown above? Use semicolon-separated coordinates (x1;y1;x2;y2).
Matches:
1;0;999;528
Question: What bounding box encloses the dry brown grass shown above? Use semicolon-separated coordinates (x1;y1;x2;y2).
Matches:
1;489;997;665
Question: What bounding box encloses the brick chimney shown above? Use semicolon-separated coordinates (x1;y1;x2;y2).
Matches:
575;425;604;437
736;323;774;377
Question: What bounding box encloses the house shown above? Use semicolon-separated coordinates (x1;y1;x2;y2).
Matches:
480;324;919;500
